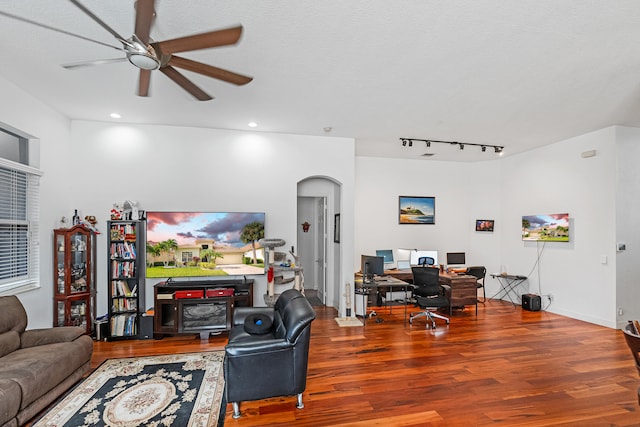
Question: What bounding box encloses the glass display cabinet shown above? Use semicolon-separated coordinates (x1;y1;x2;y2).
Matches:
53;225;96;334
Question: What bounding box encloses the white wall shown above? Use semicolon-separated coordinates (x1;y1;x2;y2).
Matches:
615;126;640;326
68;121;355;317
0;76;71;329
354;156;503;296
500;127;617;327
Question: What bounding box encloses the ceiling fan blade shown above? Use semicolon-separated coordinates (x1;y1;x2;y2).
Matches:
69;0;130;45
168;56;253;86
62;57;127;69
134;0;155;44
0;10;125;52
138;69;151;97
155;26;243;55
159;66;213;101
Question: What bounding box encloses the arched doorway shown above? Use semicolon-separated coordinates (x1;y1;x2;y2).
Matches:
297;177;341;310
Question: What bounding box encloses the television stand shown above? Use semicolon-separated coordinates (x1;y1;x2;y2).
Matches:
153;278;254;339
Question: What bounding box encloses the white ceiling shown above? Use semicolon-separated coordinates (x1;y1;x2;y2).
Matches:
1;0;640;162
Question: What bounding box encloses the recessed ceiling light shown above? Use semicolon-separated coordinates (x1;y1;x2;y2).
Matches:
110;113;121;119
248;122;257;128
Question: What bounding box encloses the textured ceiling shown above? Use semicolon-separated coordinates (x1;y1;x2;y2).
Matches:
1;1;640;162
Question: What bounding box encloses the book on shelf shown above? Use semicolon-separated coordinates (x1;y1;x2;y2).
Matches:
110;313;137;337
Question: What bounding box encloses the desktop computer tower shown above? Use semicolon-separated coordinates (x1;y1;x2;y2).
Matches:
522;294;541;311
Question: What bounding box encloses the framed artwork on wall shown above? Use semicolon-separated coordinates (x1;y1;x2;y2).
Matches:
399;196;435;224
475;219;494;232
334;213;340;243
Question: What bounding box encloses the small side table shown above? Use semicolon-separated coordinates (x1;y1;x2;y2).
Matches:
489;274;527;308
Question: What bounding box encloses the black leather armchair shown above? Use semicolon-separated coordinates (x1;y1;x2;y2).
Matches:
224;289;316;418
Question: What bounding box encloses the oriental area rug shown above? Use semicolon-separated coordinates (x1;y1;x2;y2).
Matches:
33;351;226;427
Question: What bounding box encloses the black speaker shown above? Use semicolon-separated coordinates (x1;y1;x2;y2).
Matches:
522;294;541;311
139;315;154;340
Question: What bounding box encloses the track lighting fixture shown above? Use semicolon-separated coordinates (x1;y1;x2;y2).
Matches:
400;138;505;156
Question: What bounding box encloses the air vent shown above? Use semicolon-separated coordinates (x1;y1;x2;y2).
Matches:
421;153;435;157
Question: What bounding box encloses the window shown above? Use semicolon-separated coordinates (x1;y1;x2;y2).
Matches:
0;127;41;295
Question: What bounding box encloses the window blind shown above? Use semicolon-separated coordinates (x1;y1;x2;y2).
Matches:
0;159;41;295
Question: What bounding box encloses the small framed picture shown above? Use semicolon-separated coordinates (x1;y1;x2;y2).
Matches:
475;219;494;232
399;196;435;224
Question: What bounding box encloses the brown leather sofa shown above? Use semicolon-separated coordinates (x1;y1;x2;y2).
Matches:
0;296;93;427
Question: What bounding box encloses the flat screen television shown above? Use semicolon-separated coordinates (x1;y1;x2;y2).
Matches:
361;255;384;282
476;219;494;232
522;213;569;242
146;211;266;278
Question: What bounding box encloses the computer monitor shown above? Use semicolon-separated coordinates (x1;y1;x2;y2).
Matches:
446;252;466;266
410;250;438;266
396;248;412;263
375;249;394;268
361;255;384;282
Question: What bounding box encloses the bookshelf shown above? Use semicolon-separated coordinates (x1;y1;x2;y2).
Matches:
107;220;145;340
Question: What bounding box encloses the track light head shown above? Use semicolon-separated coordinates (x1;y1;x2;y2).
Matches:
426;141;431;148
495;146;503;154
402;139;407;147
408;140;413;147
481;146;486;152
459;144;464;150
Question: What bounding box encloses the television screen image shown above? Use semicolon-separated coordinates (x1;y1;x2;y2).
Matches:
522;213;569;242
476;219;494;232
146;211;266;278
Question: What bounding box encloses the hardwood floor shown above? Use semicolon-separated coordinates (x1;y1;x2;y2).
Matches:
41;300;640;426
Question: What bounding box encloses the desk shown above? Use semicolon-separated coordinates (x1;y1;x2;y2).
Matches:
384;269;413;283
489;274;527;308
438;272;478;315
354;275;412;326
387;269;478;313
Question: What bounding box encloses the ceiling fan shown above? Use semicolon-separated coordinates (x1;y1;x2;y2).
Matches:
0;0;253;101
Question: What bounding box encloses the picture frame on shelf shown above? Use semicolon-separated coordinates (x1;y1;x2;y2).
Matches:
399;196;435;224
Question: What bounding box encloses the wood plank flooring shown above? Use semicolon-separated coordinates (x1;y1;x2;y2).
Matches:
35;300;640;426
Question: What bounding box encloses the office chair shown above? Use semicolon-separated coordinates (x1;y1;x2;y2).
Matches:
623;322;640;404
417;256;435;266
465;266;487;302
409;267;450;329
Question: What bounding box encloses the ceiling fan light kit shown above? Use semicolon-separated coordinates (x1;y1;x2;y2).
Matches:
0;0;252;101
400;138;505;156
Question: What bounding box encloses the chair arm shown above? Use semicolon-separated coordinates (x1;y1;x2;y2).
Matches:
225;337;291;357
21;326;85;348
232;307;275;327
